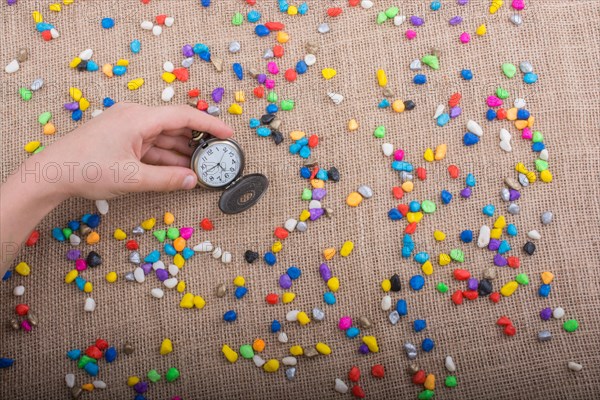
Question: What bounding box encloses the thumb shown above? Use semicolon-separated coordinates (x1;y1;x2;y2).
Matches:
137;165;197;192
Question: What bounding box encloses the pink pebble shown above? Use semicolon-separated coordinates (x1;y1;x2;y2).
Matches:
512;0;525;10
522;127;532;140
405;29;417;40
459;32;470;43
172;397;182;400
338;316;352;330
267;61;279;75
75;258;87;271
21;320;32;332
265;79;275;89
179;227;194;240
486;96;503;107
394;149;404;161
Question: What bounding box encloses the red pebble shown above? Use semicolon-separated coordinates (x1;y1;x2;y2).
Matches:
496;316;512;326
265;22;284;31
412;370;426;385
173;68;189;82
397;204;409;216
496;108;507;120
253;86;264;98
448;165;459;179
504;324;516;336
85;345;103;360
463;290;478;300
392;187;404;199
196;100;208;111
141;0;150;4
25;230;40;247
126;240;139;250
188;88;200;97
95;339;109;351
451;290;464;305
507;256;520;268
489;292;501;303
415;167;427;181
155;14;167;25
200;218;214;231
351;385;365;399
453;269;471;281
348;0;360;6
273;45;284;58
308;134;319;148
309;167;319;180
371;364;385;378
246;0;256;4
327;7;343;17
348;366;360;382
284;69;297;82
15;304;29;316
405;222;417;235
265;294;279;305
274;227;288;240
41;30;52;41
448;92;462;107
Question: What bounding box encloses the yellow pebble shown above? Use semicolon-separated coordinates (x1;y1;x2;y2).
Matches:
116;59;129;67
127;78;144;91
340;241;354;257
287;5;298;15
527;116;535;128
439;253;451;266
392;99;405;113
346;192;363;207
160;338;173;355
24;141;40;153
282;292;295;304
176;280;186;293
423;148;434;162
506;107;518;121
288;346;302;357
297;311;310;325
327;277;340;292
69;87;83;101
162;72;176;83
347;119;359;131
376;69;388;87
500;281;519;297
299;210;310;221
263;359;280;372
173;253;184;268
514;119;528;130
406;212;423;224
127;376;140;387
271;241;283;253
79;98;90;112
424;374;436;390
362;336;379;353
289;130;306;141
234;91;246;103
310;179;324;189
276;31;289;43
65;269;78;283
315;342;332;355
381;279;392;292
494;216;507;229
433;230;446;241
102;64;114;77
179;293;194;309
86;232;100;245
233;276;245;287
489;0;504;14
401;181;414;193
69;57;82;69
82;383;94;392
105;271;117;283
228;103;243;115
323;248;336;260
422;261;433;276
540;169;553;183
32;10;44;23
63;0;74;5
434;144;447;160
525;171;537;183
541;271;554;284
113;228;127;240
141;218;156;231
476;24;487;36
193;295;206;309
43;123;56;135
83;282;93;293
222;345;238;363
490;228;502;239
515;162;528;174
321;68;337;80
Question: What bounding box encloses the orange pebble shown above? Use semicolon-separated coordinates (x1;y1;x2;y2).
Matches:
514;120;528;130
43;122;56;135
82;383;94;391
173;237;186;252
252;338;265;352
86;232;100;245
254;87;264;98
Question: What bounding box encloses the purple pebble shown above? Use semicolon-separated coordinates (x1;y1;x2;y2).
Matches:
279;273;292;289
449;16;463;25
488;239;501;251
494;254;507;267
133;381;148;394
211;87;224;103
66;249;81;261
182;44;194;58
358;344;370;354
457;0;469;5
7;0;17;5
312;188;327;201
64;102;80;111
449;106;462;118
155;268;169;281
540;307;552;321
467;278;478;291
257;74;267;84
460;187;472;198
140;263;152;275
509;189;521;201
319;263;332;282
410;16;424;26
309;208;324;221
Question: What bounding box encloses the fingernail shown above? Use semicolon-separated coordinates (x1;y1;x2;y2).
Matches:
183;175;197;189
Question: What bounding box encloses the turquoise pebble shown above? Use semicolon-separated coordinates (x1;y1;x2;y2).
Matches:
101;18;115;29
257;127;271;137
296;137;308;146
75;277;85;291
466;173;476;187
67;349;81;360
289;143;301;154
193;43;208;54
414;252;429;264
298;3;308;14
506;224;517;236
392;161;413;172
323;292;336;305
346;327;360;338
247;10;261;23
52;227;65;241
299;146;311;159
164;244;176;256
498;240;511;254
249;119;260;128
409;275;425;291
316;170;328;181
430;1;441;10
199;50;211;61
437;113;450;127
84;362;99;376
409;201;421;212
482;204;495;216
396;299;407;315
266;104;278;113
36;22;54;32
130;39;141;54
113;65;127;76
523;72;538;84
144;250;160;263
182;247;194;260
378;99;390;108
87;60;99;71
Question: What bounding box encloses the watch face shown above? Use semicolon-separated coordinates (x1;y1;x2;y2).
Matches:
192;140;244;188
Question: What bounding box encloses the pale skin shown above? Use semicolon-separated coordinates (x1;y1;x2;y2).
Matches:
0;103;233;274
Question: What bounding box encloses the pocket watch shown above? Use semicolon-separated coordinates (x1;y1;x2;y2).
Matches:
189;130;268;214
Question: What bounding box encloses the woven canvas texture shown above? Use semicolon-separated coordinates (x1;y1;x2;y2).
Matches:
1;1;600;399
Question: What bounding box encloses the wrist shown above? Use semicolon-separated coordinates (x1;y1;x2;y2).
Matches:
17;156;70;206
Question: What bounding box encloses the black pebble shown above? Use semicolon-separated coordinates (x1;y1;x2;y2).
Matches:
86;251;102;267
390;274;401;292
272;130;284;145
77;60;88;71
477;279;493;296
523;241;536;255
327;167;340;182
403;100;416;110
244;250;259;264
260;114;276;125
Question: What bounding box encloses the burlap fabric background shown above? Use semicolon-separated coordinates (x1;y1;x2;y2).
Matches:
1;1;599;399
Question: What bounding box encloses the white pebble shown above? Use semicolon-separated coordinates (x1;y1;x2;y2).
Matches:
286;310;299;322
65;374;75;388
284;218;297;232
278;332;288;343
334;378;349;393
207;106;220;116
164;278;178;289
478;225;491;248
92;380;107;389
499;128;511;142
540;149;549;161
212;247;222;259
304;54;316;66
433;104;444;119
499;139;512;152
253;355;265;367
221;251;232;263
360;0;373;9
467;120;483;137
79;49;93;61
282;356;297;366
309;200;321;209
262;48;274;59
510;14;523;26
151;288;164;299
381;295;392;311
168;264;179;276
382;143;394;157
161;86;175;102
229;41;241;53
95;199;109;215
152;25;163;36
568;361;582;372
91;109;103;118
133;267;145;283
553;307;565;319
164;17;175;27
394;15;406;26
69;234;81;246
327;92;344;105
5;59;20;74
141;20;153;30
31;78;44;91
13;286;25;296
193;241;213;252
514;98;526;108
163;61;175;73
152;261;165;270
50;28;60;39
527;230;541;240
445;356;456;372
84;297;96;312
317;23;330;33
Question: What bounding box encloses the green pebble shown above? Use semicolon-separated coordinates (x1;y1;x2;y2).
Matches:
502;63;517;78
77;355;96;369
19;87;32;101
563;319;579;332
515;273;529;285
267;91;278;103
450;249;464;263
147;369;161;383
376;12;388;24
373;125;386;138
166;227;180;240
445;375;457;387
301;188;312;201
33;146;45;154
62;228;72;239
421;200;436;214
535;159;548;172
232;12;244;26
421;55;439;70
281;99;294;111
436;282;448;293
153;230;167;242
496;87;509;99
417;389;435;400
532;131;544;143
166;367;180;382
38;111;52;125
239;344;254;359
384;7;399;18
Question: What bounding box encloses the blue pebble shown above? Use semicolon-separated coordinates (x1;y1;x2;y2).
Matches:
323;292;336;305
249;118;260;128
247;10;261;23
101;17;115;29
391;161;413;172
84;362;99;377
414;252;429;264
289;143;301;155
300;167;311;179
266;104;278;114
271;320;281;333
86;214;100;228
67;220;80;231
498;240;511;255
86;60;99;72
486;109;497;121
199;50;211;62
75;277;86;291
67;349;81;360
295;60;307;74
299;146;311;159
482;204;495;216
506;224;518;237
430;1;441;11
164;244;176;256
378;99;390;108
72;109;83;122
134;395;146;400
436;113;450;127
463;132;480;146
103;97;115;108
532;142;545;152
414;319;427;332
144;250;160;263
104;347;117;363
461;69;473;80
538;284;551;297
36;22;54;32
52;227;66;241
255;24;270;37
396;299;407;316
388;208;403;221
517;109;530;120
466;173;476;187
201;0;211;6
298;3;309;14
287;266;301;280
316;169;328;181
346;327;360;338
523;72;538;84
235;287;248;299
421;338;435;352
263;252;276;266
130;39;141;54
257;127;271;137
409;275;425;291
441;190;453;205
112;65;127;76
414;74;427;85
182;247;194;260
409;201;421;212
232;63;243;80
2;270;12;282
0;358;14;369
460;230;473;243
223;310;237;322
193;43;208;54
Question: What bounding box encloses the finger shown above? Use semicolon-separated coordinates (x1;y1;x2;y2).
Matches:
134;164;198;192
145;105;234;139
142;147;191;168
153;135;195;156
161;128;193;138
